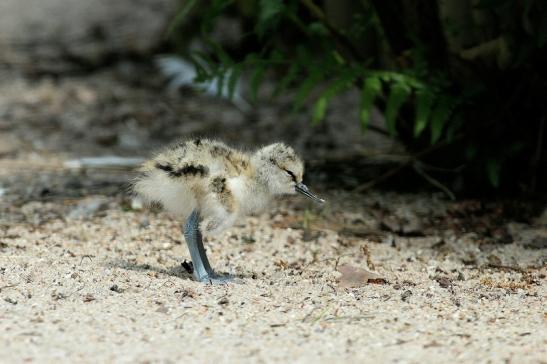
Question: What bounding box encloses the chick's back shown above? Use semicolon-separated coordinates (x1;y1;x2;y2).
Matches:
132;138;251;218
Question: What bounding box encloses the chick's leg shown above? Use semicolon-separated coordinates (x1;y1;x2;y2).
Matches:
183;210;232;283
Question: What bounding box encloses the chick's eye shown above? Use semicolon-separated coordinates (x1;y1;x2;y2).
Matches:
284;169;296;182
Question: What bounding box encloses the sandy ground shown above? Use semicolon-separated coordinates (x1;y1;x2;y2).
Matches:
0;186;545;364
0;67;546;363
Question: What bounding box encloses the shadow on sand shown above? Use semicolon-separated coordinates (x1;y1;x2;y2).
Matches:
105;259;249;282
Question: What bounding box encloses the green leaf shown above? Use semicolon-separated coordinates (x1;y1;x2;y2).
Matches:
308;22;329;36
430;96;455;144
250;64;267;102
188;54;212;82
256;0;285;38
192;51;216;74
486;159;501;187
167;0;198;35
227;64;242;100
210;41;233;66
201;0;232;33
215;69;226;97
313;97;328;124
414;89;435;137
332;50;345;65
272;62;299;98
293;69;323;112
385;82;411;136
312;71;356;124
359;76;382;130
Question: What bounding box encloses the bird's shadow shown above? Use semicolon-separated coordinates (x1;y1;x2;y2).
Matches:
105;259;249;281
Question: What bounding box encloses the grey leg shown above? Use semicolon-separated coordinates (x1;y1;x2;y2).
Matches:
183;210;232;283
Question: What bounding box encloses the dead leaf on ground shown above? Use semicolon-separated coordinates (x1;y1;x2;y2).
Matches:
361;244;376;270
82;293;95;302
274;259;288;270
337;264;387;288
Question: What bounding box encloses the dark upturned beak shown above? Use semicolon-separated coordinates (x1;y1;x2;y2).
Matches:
295;183;325;204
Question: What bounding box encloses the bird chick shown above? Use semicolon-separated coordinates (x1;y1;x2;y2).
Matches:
133;138;324;283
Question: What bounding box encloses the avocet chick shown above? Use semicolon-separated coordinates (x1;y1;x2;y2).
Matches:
133;138;324;283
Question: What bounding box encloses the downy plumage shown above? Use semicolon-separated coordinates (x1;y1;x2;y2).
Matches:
133;138;324;282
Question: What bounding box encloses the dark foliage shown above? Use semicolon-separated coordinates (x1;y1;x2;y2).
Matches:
168;0;547;195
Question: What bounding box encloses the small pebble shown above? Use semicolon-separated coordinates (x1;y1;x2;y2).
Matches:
401;290;412;302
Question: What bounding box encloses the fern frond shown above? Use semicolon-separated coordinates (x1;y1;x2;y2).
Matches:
385;82;411;136
227;64;242;100
414;89;436;137
250;63;267;102
167;0;198;35
312;70;357;124
272;62;300;98
430;96;457;144
359;76;382;130
293;68;324;112
256;0;285;38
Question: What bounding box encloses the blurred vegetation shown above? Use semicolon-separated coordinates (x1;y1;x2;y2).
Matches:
168;0;547;195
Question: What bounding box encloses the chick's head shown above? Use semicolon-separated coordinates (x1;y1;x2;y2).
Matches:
253;143;304;195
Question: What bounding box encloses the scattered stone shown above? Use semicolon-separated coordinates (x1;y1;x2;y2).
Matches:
401;290;412;302
68;196;109;219
461;252;477;265
176;288;196;300
109;284;123;293
507;222;547;249
380;216;400;234
487;254;502;266
436;276;452;288
51;291;67;300
491;227;513;244
82;293;95;302
156;305;169;314
241;235;256;244
302;229;320;242
380;210;424;236
423;340;442;348
4;297;17;305
337;264;387;288
218;297;229;305
430;239;446;250
382;234;396;247
524;236;547;250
